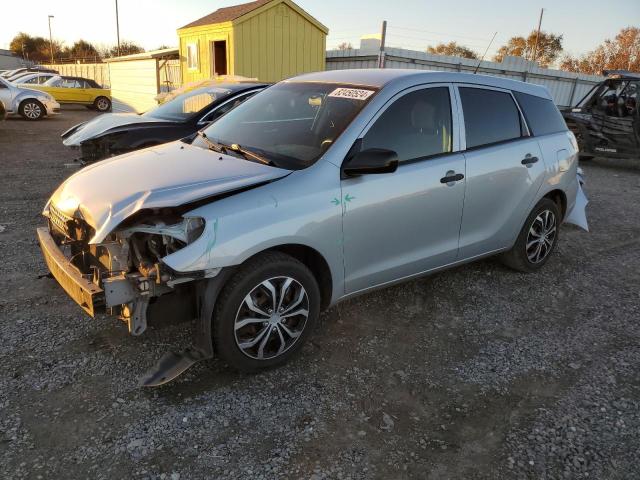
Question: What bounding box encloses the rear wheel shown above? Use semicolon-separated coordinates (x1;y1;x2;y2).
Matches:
500;198;560;273
19;99;45;120
94;96;111;112
213;251;320;372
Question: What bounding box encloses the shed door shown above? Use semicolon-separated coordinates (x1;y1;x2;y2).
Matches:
211;41;227;76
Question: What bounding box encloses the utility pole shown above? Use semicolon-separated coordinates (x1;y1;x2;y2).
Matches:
48;15;55;64
115;0;121;56
531;8;544;64
377;20;387;68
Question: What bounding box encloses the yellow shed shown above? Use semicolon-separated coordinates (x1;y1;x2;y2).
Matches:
177;0;328;84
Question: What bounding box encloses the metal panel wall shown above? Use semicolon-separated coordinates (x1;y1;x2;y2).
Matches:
327;48;604;107
233;2;325;82
108;59;159;113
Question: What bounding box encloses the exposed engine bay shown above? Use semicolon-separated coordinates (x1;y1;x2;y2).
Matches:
45;202;207;336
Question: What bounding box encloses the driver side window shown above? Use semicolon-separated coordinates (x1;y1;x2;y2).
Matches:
362;87;452;162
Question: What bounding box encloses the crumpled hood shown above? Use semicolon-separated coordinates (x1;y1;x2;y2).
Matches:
48;141;291;243
62;113;171;146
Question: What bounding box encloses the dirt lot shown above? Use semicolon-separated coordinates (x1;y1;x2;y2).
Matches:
1;107;639;480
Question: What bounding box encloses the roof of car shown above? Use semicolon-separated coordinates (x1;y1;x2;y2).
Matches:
603;70;640;80
60;76;92;81
58;76;101;86
220;82;270;91
288;69;551;99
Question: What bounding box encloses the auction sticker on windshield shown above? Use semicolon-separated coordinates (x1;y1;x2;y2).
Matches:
328;88;375;100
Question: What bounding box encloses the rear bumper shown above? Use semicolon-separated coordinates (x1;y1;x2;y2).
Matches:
36;227;104;316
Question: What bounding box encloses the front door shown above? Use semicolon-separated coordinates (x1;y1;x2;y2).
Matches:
342;85;466;294
455;85;547;258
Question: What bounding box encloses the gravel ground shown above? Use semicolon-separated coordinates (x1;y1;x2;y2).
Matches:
1;107;639;479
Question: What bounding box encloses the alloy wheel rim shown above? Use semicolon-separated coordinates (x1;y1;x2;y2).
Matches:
526;209;557;264
97;99;109;111
24;103;41;119
234;276;309;360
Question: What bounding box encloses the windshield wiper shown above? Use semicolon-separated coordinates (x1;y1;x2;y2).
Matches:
196;131;225;153
218;142;274;166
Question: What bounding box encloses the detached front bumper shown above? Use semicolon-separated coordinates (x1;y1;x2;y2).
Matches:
37;227;104;316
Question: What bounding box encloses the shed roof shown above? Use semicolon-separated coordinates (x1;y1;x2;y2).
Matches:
180;0;272;29
179;0;328;33
104;48;179;63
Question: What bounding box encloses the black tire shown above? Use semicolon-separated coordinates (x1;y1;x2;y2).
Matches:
19;99;45;120
94;96;111;112
213;251;321;372
500;198;560;273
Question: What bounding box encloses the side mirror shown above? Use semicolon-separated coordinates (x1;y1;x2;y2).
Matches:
343;148;399;176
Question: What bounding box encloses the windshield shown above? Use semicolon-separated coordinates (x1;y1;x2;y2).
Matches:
197;82;377;170
143;86;232;121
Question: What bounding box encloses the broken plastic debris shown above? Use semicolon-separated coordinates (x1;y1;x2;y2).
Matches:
564;177;589;232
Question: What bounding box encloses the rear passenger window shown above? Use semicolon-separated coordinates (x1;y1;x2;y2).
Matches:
362;87;452;162
460;87;522;149
514;91;567;136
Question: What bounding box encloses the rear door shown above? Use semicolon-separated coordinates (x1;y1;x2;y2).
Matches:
456;85;546;258
76;79;93;103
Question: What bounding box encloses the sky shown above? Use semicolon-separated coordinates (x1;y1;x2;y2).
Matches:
2;0;639;60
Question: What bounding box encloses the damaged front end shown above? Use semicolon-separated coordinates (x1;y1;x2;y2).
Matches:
78;133;128;163
38;202;210;336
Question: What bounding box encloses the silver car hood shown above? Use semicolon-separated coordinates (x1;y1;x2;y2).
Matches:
62;113;170;146
47;141;291;243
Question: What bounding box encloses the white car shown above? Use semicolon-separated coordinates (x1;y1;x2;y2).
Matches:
13;72;58;86
0;76;60;120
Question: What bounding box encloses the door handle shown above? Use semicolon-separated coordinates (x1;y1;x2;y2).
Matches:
521;154;539;166
440;171;464;184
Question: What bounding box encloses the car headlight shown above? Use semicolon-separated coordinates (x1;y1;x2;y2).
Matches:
184;217;205;244
119;216;206;250
36;93;55;102
114;216;206;278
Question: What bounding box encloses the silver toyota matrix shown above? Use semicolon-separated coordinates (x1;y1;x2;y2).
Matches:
38;69;587;385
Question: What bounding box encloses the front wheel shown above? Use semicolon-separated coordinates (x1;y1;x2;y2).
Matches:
500;198;560;273
213;251;320;372
19;99;45;120
94;96;111;112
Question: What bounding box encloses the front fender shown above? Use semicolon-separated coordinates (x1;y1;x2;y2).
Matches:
13;91;43;108
161;161;345;302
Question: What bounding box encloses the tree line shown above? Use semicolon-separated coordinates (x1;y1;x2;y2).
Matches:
336;26;639;74
9;33;151;63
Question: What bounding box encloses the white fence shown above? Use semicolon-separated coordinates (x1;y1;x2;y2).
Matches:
42;60;181;92
326;49;604;108
42;63;110;87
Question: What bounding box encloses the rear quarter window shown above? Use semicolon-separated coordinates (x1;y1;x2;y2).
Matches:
459;87;522;149
514;91;568;136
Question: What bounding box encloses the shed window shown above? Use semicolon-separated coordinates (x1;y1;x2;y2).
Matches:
187;43;199;70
